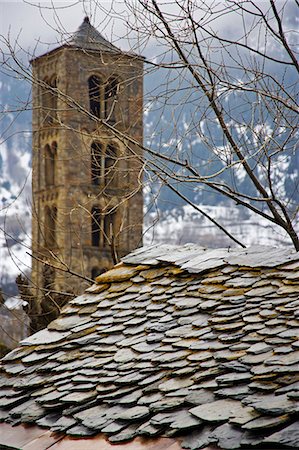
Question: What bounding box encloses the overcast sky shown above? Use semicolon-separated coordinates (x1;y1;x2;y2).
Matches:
0;0;132;58
1;1;297;64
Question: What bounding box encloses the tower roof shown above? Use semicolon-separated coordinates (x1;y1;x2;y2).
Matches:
31;16;138;62
66;16;120;53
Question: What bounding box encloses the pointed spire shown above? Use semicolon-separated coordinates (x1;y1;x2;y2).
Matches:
68;17;120;54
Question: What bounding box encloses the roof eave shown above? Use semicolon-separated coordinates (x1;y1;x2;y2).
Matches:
30;44;144;65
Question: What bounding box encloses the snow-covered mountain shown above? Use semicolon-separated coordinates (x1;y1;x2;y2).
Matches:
144;203;296;249
0;74;32;295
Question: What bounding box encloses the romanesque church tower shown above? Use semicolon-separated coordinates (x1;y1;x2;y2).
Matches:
31;17;143;297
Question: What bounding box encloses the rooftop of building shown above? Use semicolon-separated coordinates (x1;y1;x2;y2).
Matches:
0;244;298;449
32;16;142;62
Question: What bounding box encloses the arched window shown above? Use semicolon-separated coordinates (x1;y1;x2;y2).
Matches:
44;205;57;249
91;206;101;247
42;77;57;124
50;78;58;120
105;77;118;121
91;142;102;185
45;142;57;186
105;144;117;186
103;211;116;248
88;75;102;118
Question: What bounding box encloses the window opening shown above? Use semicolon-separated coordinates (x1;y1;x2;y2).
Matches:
45;205;57;249
103;211;116;248
42;77;57;124
88;75;101;118
91;142;103;185
45;142;57;186
105;77;118;121
105;144;117;186
91;207;101;246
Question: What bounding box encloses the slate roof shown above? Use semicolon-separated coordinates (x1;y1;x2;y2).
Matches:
0;244;299;449
32;17;141;63
66;16;120;54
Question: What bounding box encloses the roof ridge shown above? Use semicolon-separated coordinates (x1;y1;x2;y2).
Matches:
122;244;299;272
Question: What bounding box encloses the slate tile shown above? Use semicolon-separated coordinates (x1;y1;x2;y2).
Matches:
170;410;203;431
218;332;245;343
185;389;215;405
160;359;188;370
145;321;176;333
50;415;77;432
248;381;279;392
20;404;48;423
276;381;299;394
137;392;163;405
108;423;140;442
150;396;185;412
146;333;164;343
247;342;272;354
48;315;91;331
67;423;97;436
263;421;299;448
36;412;61;428
225;277;257;288
22;329;71;346
214;305;244;315
242;314;263;323
278;328;299;338
115;372;146;385
192;367;221;382
158;378;194;392
131;367;162;386
60;390;98;404
137;422;162;436
265;336;294;345
240;351;273;365
242;414;290;430
159;314;176;323
115;405;150;421
245;393;299;414
97;420;124;435
211;422;244;449
95;265;139;283
38;390;65;404
181;425;214;450
288;391;299;399
164;387;191;397
189;399;242;422
215;372;252;386
214;350;246;361
108;281;133;292
228;406;260;425
229;343;250;351
198;300;218;310
264;351;299;366
187;351;211;362
152;350;189;364
172;307;198;317
215;385;251;399
190;341;226;351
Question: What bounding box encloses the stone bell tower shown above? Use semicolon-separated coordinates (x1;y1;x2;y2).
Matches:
31;17;143;297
